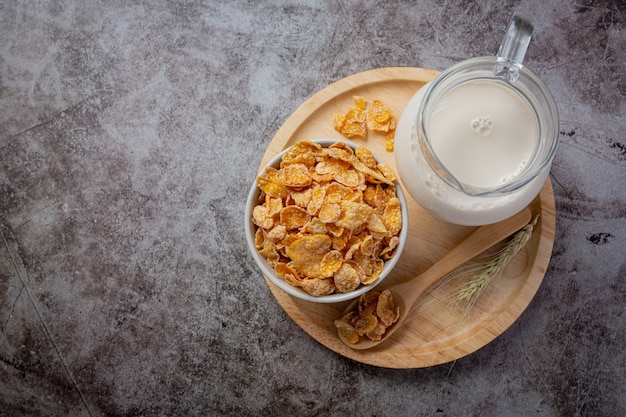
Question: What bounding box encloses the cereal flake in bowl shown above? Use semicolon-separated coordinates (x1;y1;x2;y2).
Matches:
245;139;408;303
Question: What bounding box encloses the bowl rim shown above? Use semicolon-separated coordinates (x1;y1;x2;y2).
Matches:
245;138;409;303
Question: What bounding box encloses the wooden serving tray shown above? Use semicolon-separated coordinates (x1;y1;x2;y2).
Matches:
257;67;556;368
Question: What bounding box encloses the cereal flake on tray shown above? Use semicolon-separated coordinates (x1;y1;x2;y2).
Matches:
333;96;398;151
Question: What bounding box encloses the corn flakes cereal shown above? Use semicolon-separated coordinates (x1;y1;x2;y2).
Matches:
333;96;368;139
382;197;402;236
385;131;395;152
355;146;377;169
275;262;300;281
365;321;388;341
252;205;273;230
354;311;378;336
280;206;309;230
334;311;360;344
334;289;400;343
266;224;287;243
320;250;343;277
254;228;265;249
265;196;283;218
282;163;312;188
332;227;351;251
302;217;328;235
258;242;279;267
326;145;354;163
307;184;326;216
282;140;324;162
349;156;393;186
377;163;397;183
333;97;398;151
323;182;356;203
252;140;403;297
359;235;375;256
286;234;332;262
318;201;341;223
290;187;312;208
376;289;400;326
366;100;393;132
326;222;344;237
362;259;384;285
334;262;361;293
335;200;373;231
300;277;335;296
257;171;289;200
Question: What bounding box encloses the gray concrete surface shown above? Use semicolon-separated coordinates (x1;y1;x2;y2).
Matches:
1;1;624;416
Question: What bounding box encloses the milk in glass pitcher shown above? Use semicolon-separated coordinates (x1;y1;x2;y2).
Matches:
395;12;559;225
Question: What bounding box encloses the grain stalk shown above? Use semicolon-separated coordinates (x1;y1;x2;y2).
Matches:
453;214;540;312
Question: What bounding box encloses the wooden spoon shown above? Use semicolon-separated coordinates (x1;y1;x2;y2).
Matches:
338;206;533;350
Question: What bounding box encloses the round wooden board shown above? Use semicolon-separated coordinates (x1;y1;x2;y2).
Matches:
257;67;556;368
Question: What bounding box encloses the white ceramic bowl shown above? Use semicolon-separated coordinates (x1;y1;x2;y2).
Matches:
245;139;409;303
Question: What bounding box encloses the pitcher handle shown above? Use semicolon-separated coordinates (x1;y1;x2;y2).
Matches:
495;12;534;82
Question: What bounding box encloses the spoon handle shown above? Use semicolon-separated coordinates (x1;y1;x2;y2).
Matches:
397;207;532;309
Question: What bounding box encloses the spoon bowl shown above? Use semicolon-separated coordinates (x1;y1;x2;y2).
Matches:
338;206;533;349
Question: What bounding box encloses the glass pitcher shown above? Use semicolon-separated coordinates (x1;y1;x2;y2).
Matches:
395;12;559;225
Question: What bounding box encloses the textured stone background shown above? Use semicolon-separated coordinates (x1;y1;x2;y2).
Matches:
1;1;625;416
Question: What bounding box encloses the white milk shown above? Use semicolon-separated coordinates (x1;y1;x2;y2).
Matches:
428;81;537;188
395;80;549;225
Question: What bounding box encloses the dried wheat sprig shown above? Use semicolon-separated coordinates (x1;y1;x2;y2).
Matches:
453;214;540;312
